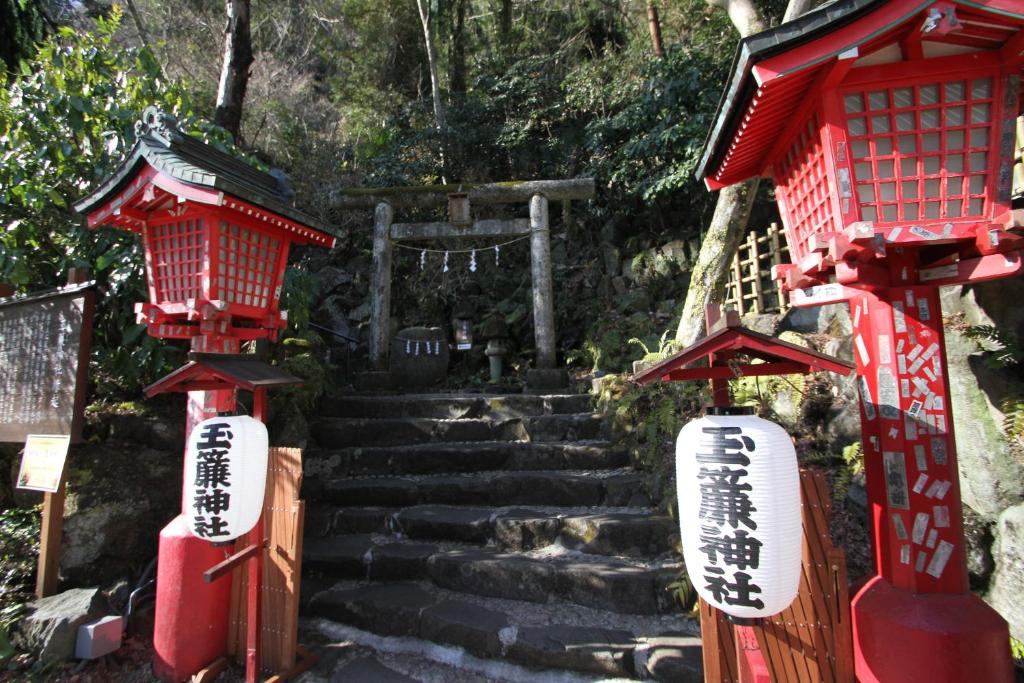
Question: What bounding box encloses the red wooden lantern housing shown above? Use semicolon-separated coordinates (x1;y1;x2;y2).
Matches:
697;0;1024;291
74;108;337;351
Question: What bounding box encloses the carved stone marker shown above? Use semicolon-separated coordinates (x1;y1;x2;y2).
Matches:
0;282;95;443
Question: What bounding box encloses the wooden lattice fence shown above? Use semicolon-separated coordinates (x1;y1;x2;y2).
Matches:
724;223;791;316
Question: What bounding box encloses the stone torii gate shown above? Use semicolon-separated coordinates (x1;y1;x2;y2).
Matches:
329;179;595;387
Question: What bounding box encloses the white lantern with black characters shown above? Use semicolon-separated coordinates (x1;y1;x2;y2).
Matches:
183;415;268;542
676;407;801;619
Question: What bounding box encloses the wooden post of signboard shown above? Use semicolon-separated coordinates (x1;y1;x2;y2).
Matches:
34;268;90;598
35;467;67;599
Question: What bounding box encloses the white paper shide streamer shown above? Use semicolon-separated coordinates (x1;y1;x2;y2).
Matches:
183;415;268;542
676;411;801;619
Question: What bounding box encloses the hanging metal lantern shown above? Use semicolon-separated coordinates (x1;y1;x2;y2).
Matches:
676;407;801;619
183;415;268;542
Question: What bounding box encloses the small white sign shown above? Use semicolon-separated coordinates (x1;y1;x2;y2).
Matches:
17;434;71;493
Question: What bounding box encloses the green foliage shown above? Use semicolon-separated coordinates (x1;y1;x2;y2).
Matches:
596;373;703;507
628;329;682;364
842;442;865;475
962;323;1022;367
0;507;39;637
1011;636;1024;662
1;0;47;76
999;396;1024;465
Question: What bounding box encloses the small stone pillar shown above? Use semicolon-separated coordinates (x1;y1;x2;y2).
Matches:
529;194;556;370
369;201;394;370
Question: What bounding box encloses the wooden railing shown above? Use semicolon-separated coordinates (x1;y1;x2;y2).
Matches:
724;222;791;316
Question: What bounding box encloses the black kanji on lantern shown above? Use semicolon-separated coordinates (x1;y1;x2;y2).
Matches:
698;465;757;530
699;526;763;570
195;422;234;450
693;422;765;610
193;515;230;538
194;488;231;515
194;449;232;489
703;566;765;609
697;425;755;465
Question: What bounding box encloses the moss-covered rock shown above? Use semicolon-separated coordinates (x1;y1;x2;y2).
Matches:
941;285;1024;521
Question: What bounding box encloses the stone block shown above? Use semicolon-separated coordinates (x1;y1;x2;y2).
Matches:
14;588;107;662
74;615;123;660
390;327;448;388
525;369;568;393
506;625;635;676
987;503;1024;640
329;656;418;683
419;600;510;659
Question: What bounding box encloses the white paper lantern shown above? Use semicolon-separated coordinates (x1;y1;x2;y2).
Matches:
676;409;801;619
183;415;268;542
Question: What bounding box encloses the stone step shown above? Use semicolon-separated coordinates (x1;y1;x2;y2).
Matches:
308;469;648;509
305;440;625;478
321;393;594;420
313;413;603;448
304;539;681;615
330;655;421;682
306;581;702;680
386;505;679;558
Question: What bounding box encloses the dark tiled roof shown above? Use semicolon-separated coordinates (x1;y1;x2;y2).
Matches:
695;0;884;182
74;107;336;237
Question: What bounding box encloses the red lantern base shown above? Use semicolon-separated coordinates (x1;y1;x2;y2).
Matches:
852;575;1012;683
152;515;231;682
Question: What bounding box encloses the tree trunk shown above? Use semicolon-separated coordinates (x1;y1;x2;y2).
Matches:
214;0;254;142
674;179;760;346
416;0;448;182
498;0;512;44
449;0;467;93
705;0;767;38
646;1;665;58
675;0;808;345
782;0;815;23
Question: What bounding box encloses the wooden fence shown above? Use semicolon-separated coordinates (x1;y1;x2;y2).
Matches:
228;447;306;676
724;223;791;316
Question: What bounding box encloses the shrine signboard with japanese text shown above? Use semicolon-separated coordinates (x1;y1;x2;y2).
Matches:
0;283;95;443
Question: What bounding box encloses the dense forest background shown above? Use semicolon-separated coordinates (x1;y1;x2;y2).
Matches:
1;0;795;395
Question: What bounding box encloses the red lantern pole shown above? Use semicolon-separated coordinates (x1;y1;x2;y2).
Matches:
246;388;267;683
843;282;1011;682
788;268;1014;682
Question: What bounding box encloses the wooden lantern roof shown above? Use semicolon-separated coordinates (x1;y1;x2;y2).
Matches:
697;0;1024;191
631;311;853;386
144;353;301;397
74;107;337;247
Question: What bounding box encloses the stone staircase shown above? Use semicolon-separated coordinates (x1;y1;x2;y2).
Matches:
299;393;702;681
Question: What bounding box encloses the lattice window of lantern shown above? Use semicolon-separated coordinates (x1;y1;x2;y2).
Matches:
773;113;834;265
843;75;995;225
215;221;281;311
148;219;204;305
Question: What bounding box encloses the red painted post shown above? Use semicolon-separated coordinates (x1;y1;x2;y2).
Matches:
846;284;1012;682
734;625;771;683
154;381;237;682
152;517;232;682
246;387;267;683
